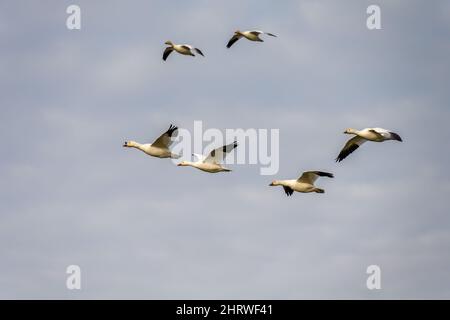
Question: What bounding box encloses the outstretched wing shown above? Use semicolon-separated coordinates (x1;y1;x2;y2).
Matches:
192;153;206;162
372;128;403;141
204;141;238;164
194;48;204;56
250;30;277;37
335;136;367;162
180;45;193;53
387;131;403;141
151;124;178;148
297;171;334;184
227;34;242;48
163;47;174;61
249;30;263;35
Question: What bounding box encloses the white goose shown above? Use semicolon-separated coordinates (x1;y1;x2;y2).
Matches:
226;30;277;48
163;41;204;61
177;141;238;173
270;171;334;196
336;127;403;162
123;124;180;159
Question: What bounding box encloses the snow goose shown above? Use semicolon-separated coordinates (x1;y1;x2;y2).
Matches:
177;141;238;173
336;127;403;162
270;171;334;196
163;41;204;61
227;30;277;48
123;124;180;159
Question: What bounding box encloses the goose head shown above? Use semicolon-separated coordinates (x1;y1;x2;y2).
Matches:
123;140;136;148
234;30;242;35
269;180;280;186
344;128;357;134
164;40;174;46
177;161;189;167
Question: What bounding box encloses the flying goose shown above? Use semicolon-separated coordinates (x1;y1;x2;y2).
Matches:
177;141;238;173
269;171;334;196
336;127;403;162
123;124;180;159
226;30;277;48
163;41;205;61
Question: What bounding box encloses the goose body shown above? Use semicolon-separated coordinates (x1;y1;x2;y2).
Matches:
178;161;231;173
123;124;180;159
163;41;204;61
178;141;238;173
227;30;277;48
270;171;334;196
336;127;403;162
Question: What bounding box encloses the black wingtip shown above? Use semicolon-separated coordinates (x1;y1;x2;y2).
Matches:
335;144;359;163
222;141;238;153
195;48;205;57
167;124;178;135
313;171;334;178
315;171;334;177
283;186;294;196
390;132;403;142
227;36;240;49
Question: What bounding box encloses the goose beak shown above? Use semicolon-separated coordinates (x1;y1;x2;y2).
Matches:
269;182;274;186
177;163;182;166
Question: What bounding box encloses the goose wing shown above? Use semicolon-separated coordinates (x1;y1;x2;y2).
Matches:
335;136;367;162
227;34;242;48
163;47;174;61
371;128;403;141
181;45;193;51
151;124;178;148
297;171;334;184
194;48;204;56
250;30;277;37
204;141;238;164
192;153;206;162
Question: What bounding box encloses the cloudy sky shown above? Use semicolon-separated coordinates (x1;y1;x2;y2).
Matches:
1;0;450;299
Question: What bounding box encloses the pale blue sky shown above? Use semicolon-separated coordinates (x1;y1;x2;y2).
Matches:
0;0;450;298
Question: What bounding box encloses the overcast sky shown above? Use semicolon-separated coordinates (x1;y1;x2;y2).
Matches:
1;0;450;299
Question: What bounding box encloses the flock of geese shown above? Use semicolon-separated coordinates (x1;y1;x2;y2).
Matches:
162;29;277;60
124;29;403;197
